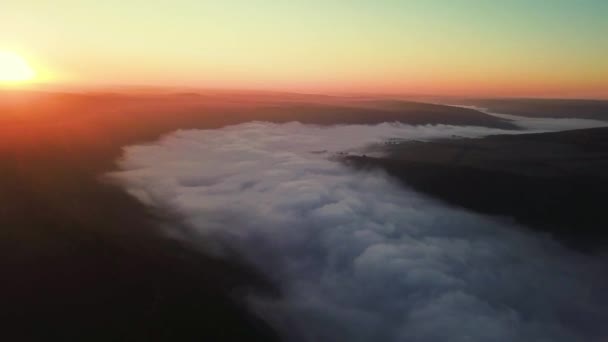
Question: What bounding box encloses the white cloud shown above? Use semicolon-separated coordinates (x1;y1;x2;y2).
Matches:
109;121;608;342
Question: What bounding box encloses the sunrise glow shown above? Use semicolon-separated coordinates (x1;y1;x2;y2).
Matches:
0;1;607;97
0;51;36;83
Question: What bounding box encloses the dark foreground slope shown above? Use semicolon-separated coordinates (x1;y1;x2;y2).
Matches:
345;127;608;252
0;91;511;341
1;166;279;341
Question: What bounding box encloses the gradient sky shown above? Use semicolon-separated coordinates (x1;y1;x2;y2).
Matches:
1;0;607;97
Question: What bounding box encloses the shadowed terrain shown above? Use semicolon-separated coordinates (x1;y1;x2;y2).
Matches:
345;127;608;251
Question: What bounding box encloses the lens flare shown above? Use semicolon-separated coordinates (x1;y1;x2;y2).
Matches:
0;51;36;83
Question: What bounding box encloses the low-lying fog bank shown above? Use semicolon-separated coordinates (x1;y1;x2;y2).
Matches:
111;117;608;342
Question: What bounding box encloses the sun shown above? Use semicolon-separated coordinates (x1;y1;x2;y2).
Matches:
0;51;36;83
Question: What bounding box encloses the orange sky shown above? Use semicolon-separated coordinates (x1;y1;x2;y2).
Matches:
1;1;607;98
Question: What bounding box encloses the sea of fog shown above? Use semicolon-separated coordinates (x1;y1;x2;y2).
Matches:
108;115;608;342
